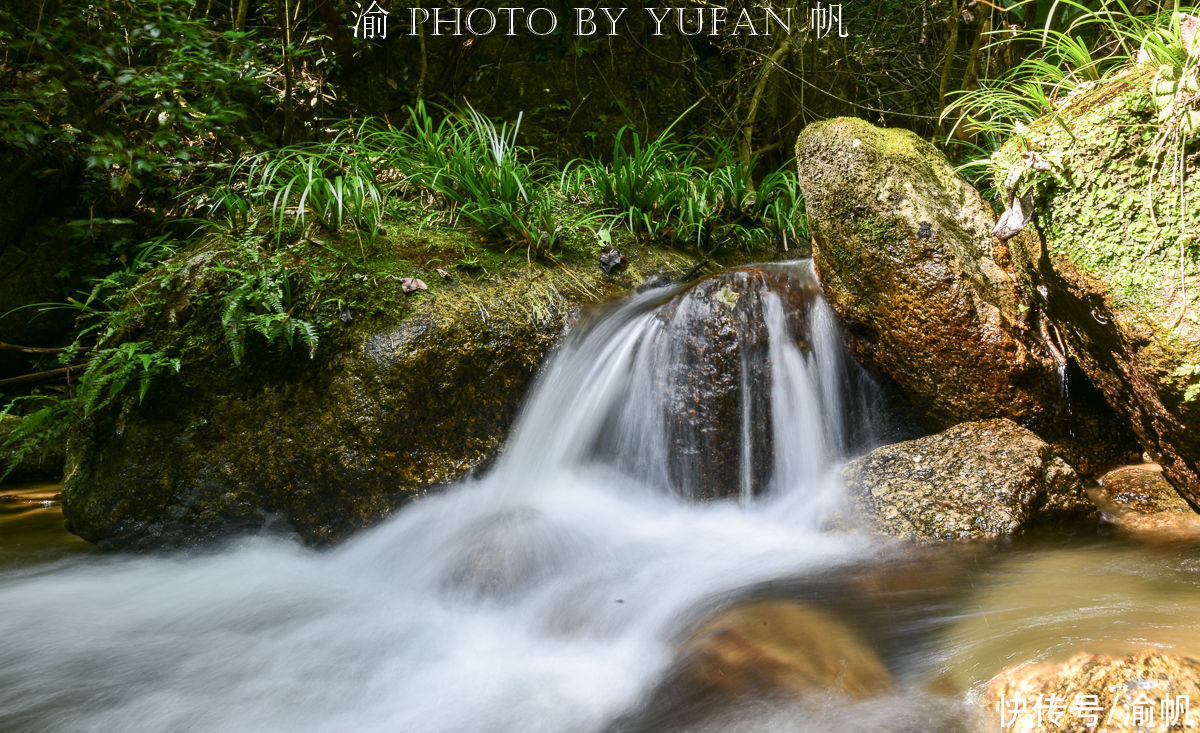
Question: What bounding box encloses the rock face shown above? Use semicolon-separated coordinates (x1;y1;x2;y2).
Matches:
1089;462;1200;539
613;600;893;731
649;266;819;499
981;650;1200;732
997;63;1200;506
841;419;1094;542
794;117;1137;475
60;228;740;549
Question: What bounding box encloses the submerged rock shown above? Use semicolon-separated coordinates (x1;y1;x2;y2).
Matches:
794;117;1138;475
61;227;754;549
1089;463;1200;540
613;599;893;731
981;650;1200;732
997;63;1200;507
841;419;1094;542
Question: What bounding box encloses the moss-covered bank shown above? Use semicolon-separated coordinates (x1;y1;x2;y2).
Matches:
62;223;777;549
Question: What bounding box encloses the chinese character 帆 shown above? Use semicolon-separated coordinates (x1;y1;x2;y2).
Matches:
809;3;847;39
354;1;390;40
1162;694;1191;725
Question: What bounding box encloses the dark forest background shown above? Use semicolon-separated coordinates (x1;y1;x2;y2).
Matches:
0;0;1173;389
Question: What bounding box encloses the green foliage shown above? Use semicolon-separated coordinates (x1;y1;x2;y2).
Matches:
753;167;809;251
216;237;319;366
944;1;1199;186
1174;362;1200;402
561;126;809;250
0;235;182;479
0;225;326;478
0;0;271;202
238;129;384;239
563;124;703;240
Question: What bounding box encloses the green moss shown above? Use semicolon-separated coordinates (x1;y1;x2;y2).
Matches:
1003;65;1200;335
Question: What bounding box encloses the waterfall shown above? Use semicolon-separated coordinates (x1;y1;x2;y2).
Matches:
494;262;879;518
0;261;891;733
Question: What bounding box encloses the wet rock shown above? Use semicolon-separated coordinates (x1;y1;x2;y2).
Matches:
61;234;732;549
997;63;1200;507
794;117;1138;475
648;267;819;499
0;413;66;483
841;419;1095;542
614;600;893;731
1089;463;1200;539
442;507;582;601
980;650;1200;732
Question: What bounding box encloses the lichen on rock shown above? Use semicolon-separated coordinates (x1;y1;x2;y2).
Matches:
998;62;1200;505
840;418;1095;542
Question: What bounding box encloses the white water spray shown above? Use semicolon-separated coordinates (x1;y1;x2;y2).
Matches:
0;262;888;733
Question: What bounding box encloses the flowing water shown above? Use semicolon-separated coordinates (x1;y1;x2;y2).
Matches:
2;263;1200;732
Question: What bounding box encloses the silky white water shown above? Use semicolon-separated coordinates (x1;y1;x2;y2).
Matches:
0;263;907;732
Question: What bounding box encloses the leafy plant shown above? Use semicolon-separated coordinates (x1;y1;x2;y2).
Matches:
0;236;183;479
237;129;384;239
217;239;319;366
562;123;702;240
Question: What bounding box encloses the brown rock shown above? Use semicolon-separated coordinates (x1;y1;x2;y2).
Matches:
841;419;1095;542
794;117;1138;476
616;600;893;731
981;650;1200;732
648;266;818;499
1089;463;1200;539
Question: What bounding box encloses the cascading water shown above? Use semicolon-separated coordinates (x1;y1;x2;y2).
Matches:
0;262;909;733
493;262;879;510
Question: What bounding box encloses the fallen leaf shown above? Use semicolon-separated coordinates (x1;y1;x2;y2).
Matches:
714;286;740;308
400;278;427;294
435;268;452;280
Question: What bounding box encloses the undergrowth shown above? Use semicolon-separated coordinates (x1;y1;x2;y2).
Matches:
1;103;809;477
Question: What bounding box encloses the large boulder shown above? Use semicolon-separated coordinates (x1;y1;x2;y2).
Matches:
794;117;1138;475
60;227;757;549
997;63;1200;507
981;650;1200;732
840;418;1094;542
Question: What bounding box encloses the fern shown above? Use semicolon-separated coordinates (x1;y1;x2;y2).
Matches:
217;237;320;365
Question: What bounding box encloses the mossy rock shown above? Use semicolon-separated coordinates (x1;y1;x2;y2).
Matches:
794;117;1137;474
998;63;1200;505
61;224;773;549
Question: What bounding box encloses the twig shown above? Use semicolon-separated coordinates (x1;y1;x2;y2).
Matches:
0;363;87;388
0;342;91;355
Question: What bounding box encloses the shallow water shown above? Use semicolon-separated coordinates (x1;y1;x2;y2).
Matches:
2;264;1199;732
0;483;92;569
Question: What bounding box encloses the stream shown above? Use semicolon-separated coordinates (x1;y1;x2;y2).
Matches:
2;263;1200;732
